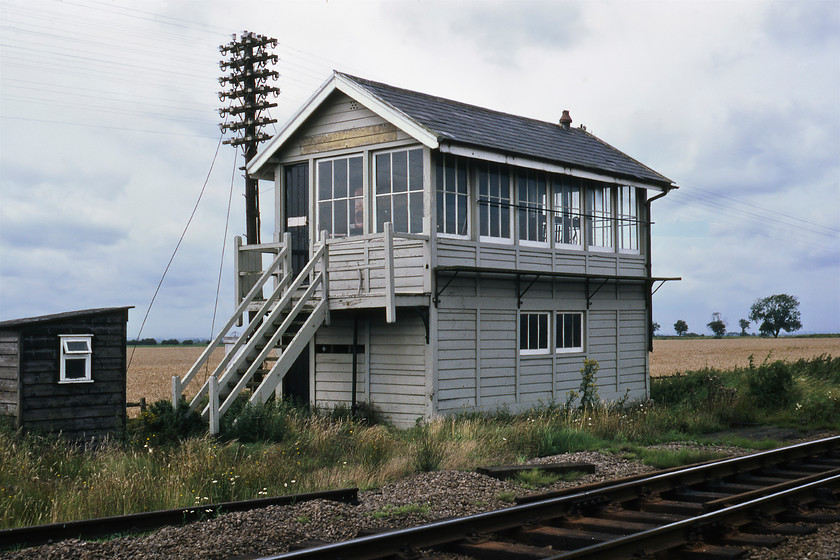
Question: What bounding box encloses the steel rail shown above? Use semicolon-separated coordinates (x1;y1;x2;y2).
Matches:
257;435;840;560
0;487;358;551
548;473;840;559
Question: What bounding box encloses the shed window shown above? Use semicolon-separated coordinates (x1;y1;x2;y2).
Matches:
556;313;583;353
435;155;469;236
553;176;582;247
519;312;549;354
375;148;424;234
517;170;548;245
618;186;638;252
59;335;93;383
477;162;511;241
317;155;364;238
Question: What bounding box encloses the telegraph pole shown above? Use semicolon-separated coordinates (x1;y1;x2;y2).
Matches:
218;31;279;245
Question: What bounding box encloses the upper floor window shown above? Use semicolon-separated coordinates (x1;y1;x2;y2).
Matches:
618;186;638;252
519;311;549;354
587;185;613;249
553;176;582;247
436;155;468;236
477;162;511;241
317;156;363;238
59;334;93;383
517;169;548;245
375;148;424;234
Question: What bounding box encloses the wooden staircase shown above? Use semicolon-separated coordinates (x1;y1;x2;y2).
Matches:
172;233;329;433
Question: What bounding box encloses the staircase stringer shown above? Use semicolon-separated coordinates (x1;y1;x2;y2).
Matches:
208;274;323;419
249;299;327;405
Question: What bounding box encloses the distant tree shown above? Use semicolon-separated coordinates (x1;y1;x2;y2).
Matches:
707;312;727;338
182;339;194;346
738;319;750;336
161;338;180;346
652;322;661;335
749;294;802;338
129;338;158;346
674;320;688;337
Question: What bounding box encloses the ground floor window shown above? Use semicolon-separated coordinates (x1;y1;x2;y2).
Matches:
556;312;583;353
59;334;93;383
519;312;549;354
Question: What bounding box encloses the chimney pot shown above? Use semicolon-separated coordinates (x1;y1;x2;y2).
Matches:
559;110;572;129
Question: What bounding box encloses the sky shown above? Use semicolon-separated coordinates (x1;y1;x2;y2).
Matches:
1;0;838;339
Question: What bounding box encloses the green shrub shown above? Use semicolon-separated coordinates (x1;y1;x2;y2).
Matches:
131;399;204;445
579;359;600;410
747;361;794;409
536;426;603;457
651;369;733;408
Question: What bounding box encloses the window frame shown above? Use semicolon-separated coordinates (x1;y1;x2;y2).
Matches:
552;176;583;249
316;154;364;239
374;147;425;234
586;184;614;252
617;185;639;254
519;311;550;355
477;161;513;244
517;169;549;247
59;334;94;384
555;312;584;354
435;154;470;238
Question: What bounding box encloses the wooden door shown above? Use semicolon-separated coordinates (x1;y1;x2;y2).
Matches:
284;163;309;277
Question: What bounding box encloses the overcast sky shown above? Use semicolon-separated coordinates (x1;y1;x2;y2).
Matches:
1;0;838;339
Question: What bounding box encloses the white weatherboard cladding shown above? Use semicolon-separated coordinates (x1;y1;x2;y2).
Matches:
368;311;427;427
313;317;367;408
432;276;649;415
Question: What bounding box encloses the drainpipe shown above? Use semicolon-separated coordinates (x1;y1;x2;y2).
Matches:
351;314;359;415
645;188;672;353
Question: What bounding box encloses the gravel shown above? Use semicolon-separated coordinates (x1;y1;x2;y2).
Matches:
3;441;838;560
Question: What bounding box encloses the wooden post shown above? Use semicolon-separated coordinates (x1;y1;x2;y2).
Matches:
234;235;244;327
320;230;330;326
384;222;395;323
209;376;220;435
282;231;292;284
171;376;180;410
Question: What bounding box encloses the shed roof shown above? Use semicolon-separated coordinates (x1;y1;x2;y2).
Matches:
249;72;674;189
0;307;133;329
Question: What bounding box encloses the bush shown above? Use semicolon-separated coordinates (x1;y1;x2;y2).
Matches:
131;399;204;445
747;361;794;409
651;370;733;408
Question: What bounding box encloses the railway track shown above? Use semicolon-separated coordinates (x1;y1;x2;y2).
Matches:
258;436;840;560
0;487;358;551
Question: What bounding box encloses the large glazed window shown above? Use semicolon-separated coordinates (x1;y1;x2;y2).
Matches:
553;176;582;247
317;156;364;238
519;312;549;354
587;185;613;249
59;334;93;383
517;170;548;245
436;155;469;236
477;162;511;241
618;186;638;252
556;312;583;353
375;148;424;234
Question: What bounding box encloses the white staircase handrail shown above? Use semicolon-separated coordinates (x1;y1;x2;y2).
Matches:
175;243;289;404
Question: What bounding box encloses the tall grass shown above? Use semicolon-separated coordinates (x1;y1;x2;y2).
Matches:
1;355;837;529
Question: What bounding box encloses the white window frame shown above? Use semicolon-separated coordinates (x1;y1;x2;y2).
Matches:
477;162;513;244
587;184;614;252
617;185;639;254
435;154;470;238
316;154;364;239
374;148;425;234
519;311;550;355
556;312;584;354
517;169;549;247
552;176;583;250
59;334;93;383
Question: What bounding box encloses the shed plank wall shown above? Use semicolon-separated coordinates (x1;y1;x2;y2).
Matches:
16;311;128;440
314;316;367;409
0;333;19;419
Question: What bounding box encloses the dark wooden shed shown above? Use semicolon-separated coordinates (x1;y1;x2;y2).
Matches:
0;307;132;440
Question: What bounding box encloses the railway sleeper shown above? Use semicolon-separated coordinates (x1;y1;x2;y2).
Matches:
562;515;659;534
672;543;748;560
633;497;705;516
597;507;686;525
452;540;560;560
705;529;786;548
669;486;733;503
516;525;615;548
703;479;763;494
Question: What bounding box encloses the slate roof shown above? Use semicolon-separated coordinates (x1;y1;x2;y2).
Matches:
339;72;673;188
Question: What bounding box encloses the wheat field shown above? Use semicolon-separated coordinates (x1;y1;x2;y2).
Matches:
125;338;840;406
